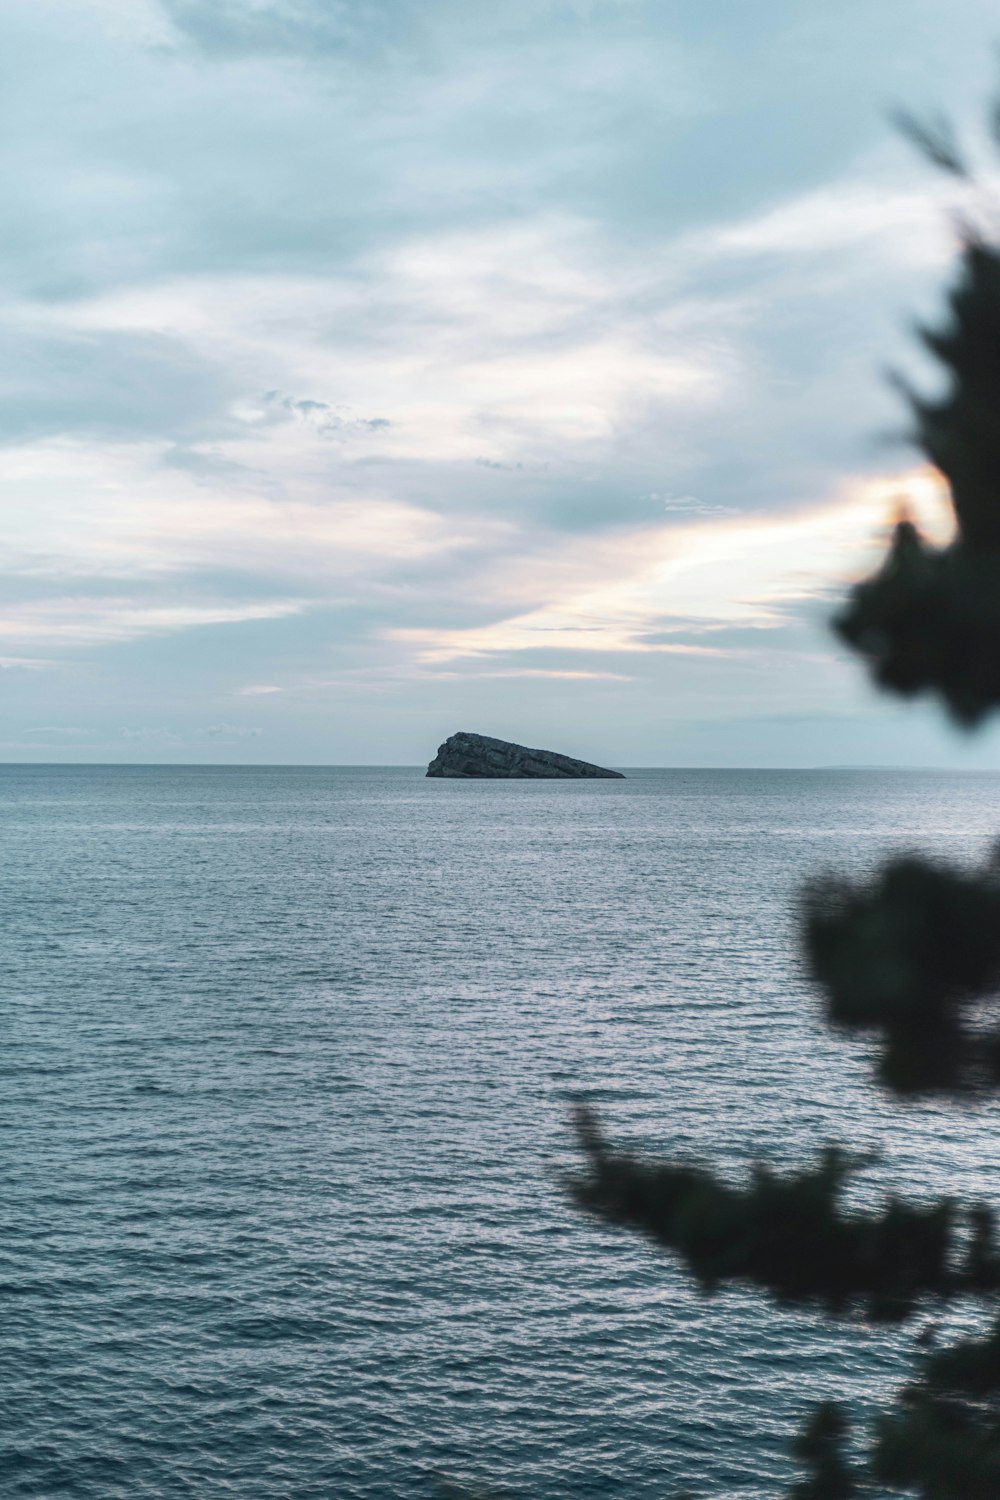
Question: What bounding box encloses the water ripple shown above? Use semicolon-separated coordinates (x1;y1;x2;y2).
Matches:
3;766;1000;1497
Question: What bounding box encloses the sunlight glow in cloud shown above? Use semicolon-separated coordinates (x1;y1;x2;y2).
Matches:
389;468;951;668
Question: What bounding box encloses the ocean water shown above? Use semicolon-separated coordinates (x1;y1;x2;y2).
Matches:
4;764;1000;1500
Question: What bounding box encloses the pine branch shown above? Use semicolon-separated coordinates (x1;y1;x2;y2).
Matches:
837;239;1000;724
568;1108;1000;1320
802;851;1000;1092
890;108;969;178
788;1403;858;1500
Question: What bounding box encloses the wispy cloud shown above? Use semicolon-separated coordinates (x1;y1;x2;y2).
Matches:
387;468;950;666
706;181;953;263
429;667;636;682
0;596;306;647
0;438;497;581
0;655;55;670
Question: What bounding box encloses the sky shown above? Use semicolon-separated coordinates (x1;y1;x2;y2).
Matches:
3;0;1000;766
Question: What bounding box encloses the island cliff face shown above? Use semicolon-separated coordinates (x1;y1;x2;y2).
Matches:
426;731;624;779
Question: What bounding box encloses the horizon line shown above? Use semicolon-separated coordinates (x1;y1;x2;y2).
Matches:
0;761;993;773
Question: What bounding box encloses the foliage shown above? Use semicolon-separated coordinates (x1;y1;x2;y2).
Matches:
571;1107;1000;1318
789;1403;857;1500
836;238;1000;727
802;852;1000;1091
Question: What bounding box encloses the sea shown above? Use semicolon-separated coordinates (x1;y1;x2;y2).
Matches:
4;764;1000;1499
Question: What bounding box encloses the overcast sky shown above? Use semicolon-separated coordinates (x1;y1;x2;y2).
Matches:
3;0;1000;766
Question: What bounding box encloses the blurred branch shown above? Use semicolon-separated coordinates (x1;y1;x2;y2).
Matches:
789;1403;858;1500
802;851;1000;1091
890;107;969;177
568;1107;1000;1320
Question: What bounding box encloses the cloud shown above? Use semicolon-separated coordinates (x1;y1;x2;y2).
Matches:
30;159;956;558
56;214;733;474
255;390;391;438
1;0;996;764
161;444;257;480
0;596;306;648
119;726;185;743
119;722;262;741
654;494;740;518
23;725;94;737
387;467;951;666
430;667;636;682
0;435;496;583
159;0;421;60
0;327;237;446
199;723;263;737
705;181;952;263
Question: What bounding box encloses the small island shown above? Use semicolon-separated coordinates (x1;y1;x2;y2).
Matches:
426;731;624;779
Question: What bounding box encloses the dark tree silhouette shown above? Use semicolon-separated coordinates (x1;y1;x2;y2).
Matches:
571;99;1000;1498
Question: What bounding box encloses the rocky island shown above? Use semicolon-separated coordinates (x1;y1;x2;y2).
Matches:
426;731;624;779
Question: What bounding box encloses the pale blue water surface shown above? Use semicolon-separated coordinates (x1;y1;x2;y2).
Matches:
4;765;1000;1498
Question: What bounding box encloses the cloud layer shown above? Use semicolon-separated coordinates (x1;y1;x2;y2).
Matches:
2;0;999;763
